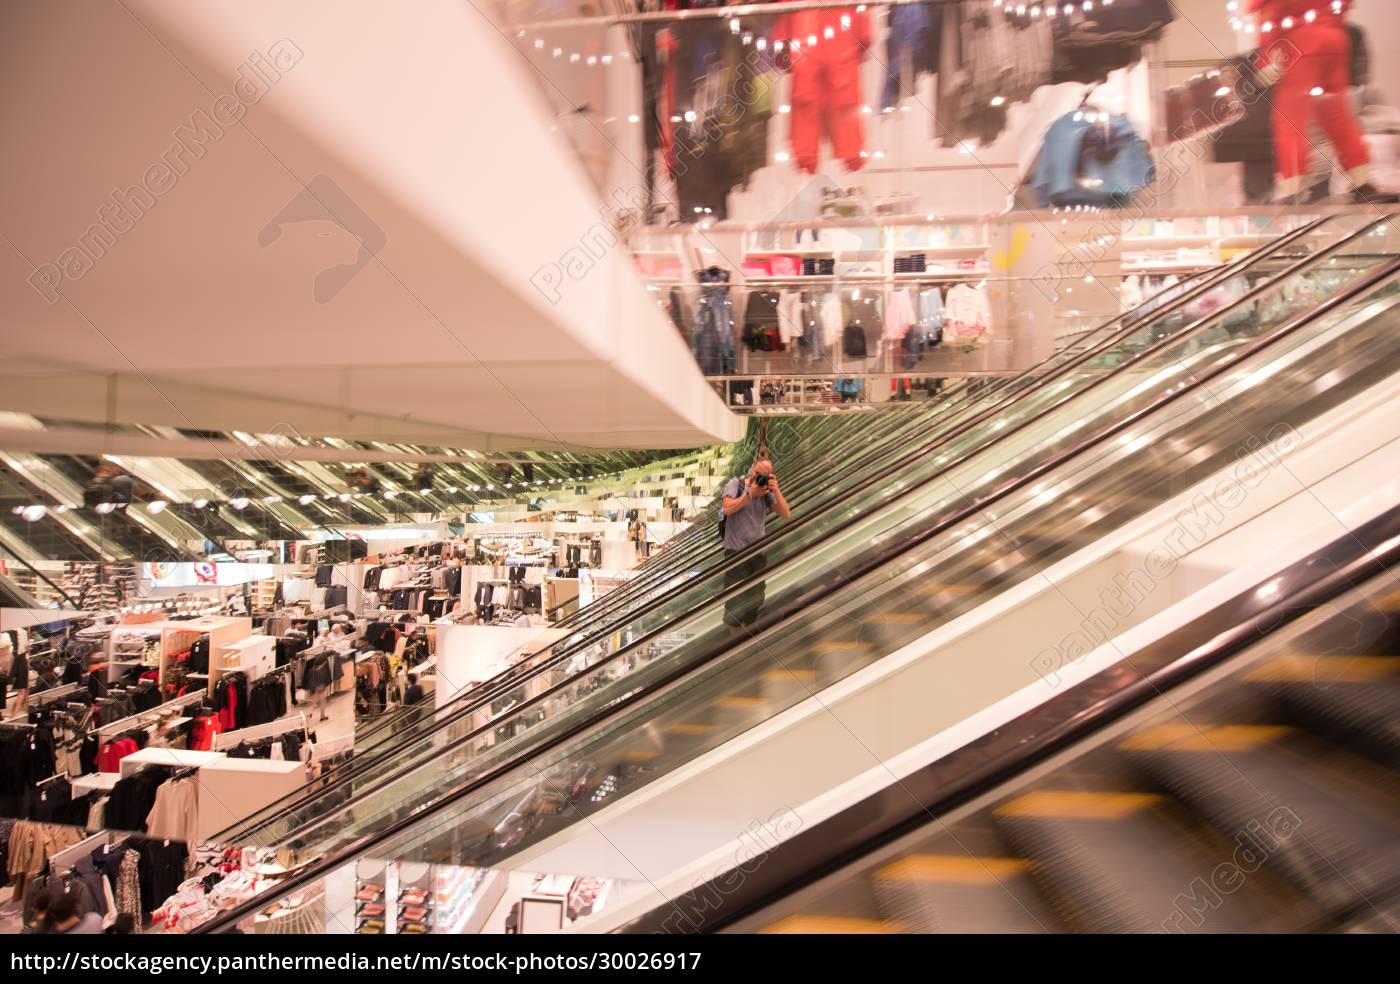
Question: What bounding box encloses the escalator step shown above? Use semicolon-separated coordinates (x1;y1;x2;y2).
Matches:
1119;723;1295;753
1123;728;1400;916
1247;656;1400;767
760;915;908;934
994;790;1308;933
994;790;1163;820
868;854;1051;934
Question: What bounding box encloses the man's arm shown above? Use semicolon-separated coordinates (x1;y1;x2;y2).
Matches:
768;477;791;519
722;479;752;516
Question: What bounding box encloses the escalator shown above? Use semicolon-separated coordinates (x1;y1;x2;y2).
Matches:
236;213;1361;800
625;506;1400;934
196;213;1400;932
348;400;965;750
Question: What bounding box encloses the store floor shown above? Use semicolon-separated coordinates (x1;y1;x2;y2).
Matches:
0;684;354;934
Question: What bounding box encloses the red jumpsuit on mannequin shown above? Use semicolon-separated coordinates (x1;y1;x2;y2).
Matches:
778;3;871;174
1246;0;1380;201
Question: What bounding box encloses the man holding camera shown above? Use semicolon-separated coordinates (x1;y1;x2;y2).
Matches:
721;457;791;627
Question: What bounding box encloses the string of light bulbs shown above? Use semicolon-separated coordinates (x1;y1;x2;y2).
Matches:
514;0;1119;84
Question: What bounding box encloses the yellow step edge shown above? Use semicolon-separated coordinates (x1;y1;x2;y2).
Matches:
761;915;907;935
714;695;769;709
664;723;715;736
994;790;1163;820
1242;654;1400;683
815;640;874;653
874;854;1030;884
1119;723;1294;753
620;749;661;763
762;668;817;682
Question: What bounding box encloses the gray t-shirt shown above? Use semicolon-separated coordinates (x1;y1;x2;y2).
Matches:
723;477;775;552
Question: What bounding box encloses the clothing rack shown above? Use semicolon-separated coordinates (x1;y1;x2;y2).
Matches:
211;713;307;751
50;831;117;871
30;683;82;707
308;732;353;760
95;690;206;738
36;770;70;786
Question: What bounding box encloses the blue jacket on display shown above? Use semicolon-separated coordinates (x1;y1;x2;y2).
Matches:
1029;110;1154;208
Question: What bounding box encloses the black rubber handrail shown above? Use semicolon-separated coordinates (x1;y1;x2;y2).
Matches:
227;217;1349;837
197;249;1400;934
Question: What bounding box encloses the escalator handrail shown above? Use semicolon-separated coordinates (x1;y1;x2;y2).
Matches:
197;252;1400;934
618;503;1400;932
236;217;1348;827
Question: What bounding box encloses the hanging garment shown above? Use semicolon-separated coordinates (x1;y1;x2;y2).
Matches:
842;322;867;359
944;283;994;347
938;2;1052;148
742;290;784;351
916;286;945;348
1052;0;1175;84
1029;110;1154;208
1248;1;1368;197
881;3;941;110
776;290;805;347
693;272;736;375
818;291;845;352
780;2;870;173
882;288;918;343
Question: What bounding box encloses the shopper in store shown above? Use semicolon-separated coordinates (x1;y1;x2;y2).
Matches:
23;891;51;934
721;458;790;628
403;673;424;706
41;892;102;934
2;634;28;716
412;464;436;492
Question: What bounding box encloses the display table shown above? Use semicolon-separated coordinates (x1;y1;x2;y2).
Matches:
119;747;226;778
71;772;120;796
197;758;304;839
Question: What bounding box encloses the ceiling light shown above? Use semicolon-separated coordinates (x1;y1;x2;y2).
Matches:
229;498;249;510
146;500;168;514
299;494;316;505
21;505;46;522
95;502;116;515
193;499;209;509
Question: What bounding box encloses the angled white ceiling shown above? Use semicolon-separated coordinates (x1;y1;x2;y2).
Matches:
0;0;741;451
